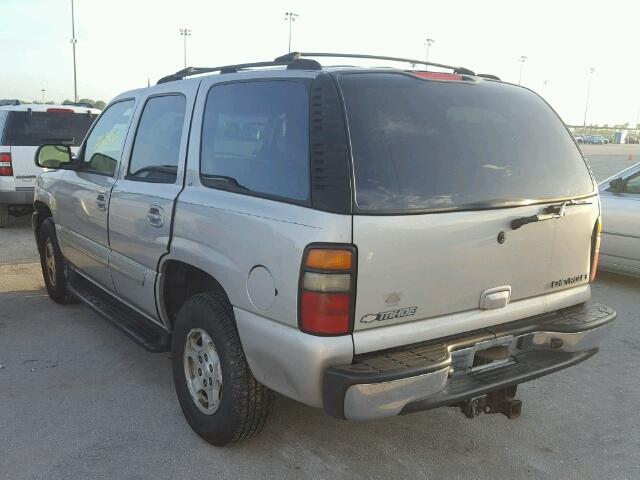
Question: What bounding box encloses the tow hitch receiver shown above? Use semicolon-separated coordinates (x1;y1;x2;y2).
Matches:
460;386;522;419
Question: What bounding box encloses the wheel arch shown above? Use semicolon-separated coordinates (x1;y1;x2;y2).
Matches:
158;257;232;329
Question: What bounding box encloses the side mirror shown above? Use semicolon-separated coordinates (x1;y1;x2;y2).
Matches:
608;177;625;192
35;144;73;169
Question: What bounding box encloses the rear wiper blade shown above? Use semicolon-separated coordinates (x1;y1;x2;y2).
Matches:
511;200;592;230
200;174;250;191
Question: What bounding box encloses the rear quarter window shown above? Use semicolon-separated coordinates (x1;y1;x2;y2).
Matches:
200;80;310;203
338;73;595;213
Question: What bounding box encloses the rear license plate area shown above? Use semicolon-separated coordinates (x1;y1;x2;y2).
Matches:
470;337;515;372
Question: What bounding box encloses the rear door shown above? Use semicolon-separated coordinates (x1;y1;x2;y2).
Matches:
2;109;96;189
109;86;195;319
337;73;598;334
56;100;136;289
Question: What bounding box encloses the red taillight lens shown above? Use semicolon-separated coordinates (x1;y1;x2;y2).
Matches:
300;292;351;335
0;152;12;176
299;245;356;336
590;218;602;282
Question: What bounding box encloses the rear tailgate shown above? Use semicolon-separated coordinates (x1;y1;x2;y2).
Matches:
336;72;599;344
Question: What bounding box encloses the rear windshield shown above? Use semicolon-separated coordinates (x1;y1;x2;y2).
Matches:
338;73;595;213
1;110;97;146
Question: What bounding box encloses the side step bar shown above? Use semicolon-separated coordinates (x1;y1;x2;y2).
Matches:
68;272;171;353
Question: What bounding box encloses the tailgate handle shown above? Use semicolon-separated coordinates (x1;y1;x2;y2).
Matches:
480;286;511;310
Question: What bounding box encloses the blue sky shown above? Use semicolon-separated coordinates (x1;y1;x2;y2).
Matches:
1;0;639;126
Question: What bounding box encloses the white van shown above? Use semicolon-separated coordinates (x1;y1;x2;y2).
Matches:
0;103;100;226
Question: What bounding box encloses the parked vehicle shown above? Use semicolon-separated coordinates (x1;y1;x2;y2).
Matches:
599;162;640;276
0;103;99;226
32;52;615;446
574;134;584;143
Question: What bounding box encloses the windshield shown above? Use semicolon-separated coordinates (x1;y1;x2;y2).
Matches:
1;110;97;146
338;73;595;213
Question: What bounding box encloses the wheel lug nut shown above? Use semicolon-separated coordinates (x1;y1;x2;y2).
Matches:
209;365;213;373
198;355;202;363
198;368;202;376
204;354;208;361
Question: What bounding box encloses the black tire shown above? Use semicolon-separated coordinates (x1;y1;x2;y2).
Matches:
38;218;75;304
172;292;273;446
0;203;8;228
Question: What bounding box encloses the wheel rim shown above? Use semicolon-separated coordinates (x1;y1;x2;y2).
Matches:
45;239;56;287
183;328;223;415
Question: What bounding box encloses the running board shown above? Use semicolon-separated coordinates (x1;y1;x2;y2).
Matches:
68;272;171;353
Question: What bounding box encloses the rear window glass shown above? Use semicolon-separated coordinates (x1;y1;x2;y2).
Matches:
339;73;594;212
1;110;97;147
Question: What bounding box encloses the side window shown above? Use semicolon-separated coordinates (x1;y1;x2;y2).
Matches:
81;100;134;176
623;174;640;194
200;81;309;202
127;95;186;183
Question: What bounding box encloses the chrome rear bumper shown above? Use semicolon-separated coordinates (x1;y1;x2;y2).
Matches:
323;303;615;421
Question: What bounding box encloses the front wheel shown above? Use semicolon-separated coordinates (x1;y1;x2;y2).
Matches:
171;292;273;446
38;218;75;304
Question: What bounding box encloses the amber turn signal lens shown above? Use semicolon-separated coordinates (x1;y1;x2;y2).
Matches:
305;249;352;270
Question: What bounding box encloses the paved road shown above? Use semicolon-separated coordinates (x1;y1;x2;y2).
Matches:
1;144;638;479
1;268;637;479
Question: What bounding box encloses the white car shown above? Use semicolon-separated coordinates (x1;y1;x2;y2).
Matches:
0;103;100;226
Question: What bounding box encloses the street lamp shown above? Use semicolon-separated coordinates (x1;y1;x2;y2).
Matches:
41;89;46;103
582;67;596;134
424;38;435;68
284;12;299;53
179;28;192;69
518;56;527;85
69;0;78;103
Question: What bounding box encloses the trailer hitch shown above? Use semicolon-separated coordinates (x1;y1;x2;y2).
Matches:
460;386;522;419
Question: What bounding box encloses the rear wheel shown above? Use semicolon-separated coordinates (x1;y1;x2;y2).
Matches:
38;218;75;304
0;203;8;228
171;292;273;446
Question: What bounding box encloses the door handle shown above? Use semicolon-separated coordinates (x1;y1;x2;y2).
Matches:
96;193;107;211
146;205;164;227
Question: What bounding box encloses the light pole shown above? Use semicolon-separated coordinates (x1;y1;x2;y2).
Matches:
284;12;299;53
70;0;78;102
518;56;527;85
41;89;46;103
424;38;435;68
179;28;191;69
582;67;596;135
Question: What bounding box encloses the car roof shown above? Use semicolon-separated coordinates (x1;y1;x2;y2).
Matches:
0;103;101;114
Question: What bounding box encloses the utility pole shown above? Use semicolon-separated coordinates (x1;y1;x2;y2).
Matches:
582;67;596;135
424;38;435;68
284;12;299;53
70;0;78;102
179;28;192;69
518;56;527;85
41;89;46;103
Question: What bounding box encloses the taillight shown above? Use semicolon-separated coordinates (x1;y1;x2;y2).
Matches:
299;245;356;335
590;218;602;282
0;152;12;176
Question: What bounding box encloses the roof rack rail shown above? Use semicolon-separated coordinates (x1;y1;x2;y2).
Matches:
157;57;321;84
275;52;475;75
156;52;476;85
